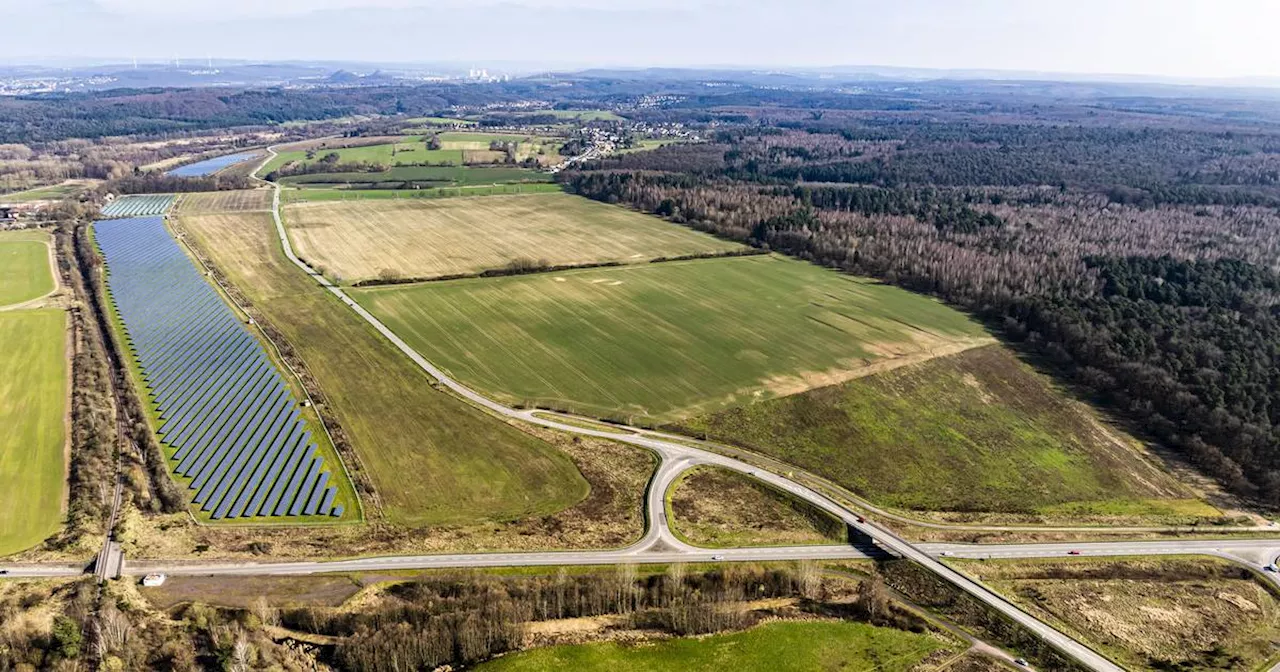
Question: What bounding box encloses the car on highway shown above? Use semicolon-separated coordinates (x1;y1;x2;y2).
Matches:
1067;550;1081;555
856;516;865;523
710;555;724;561
1013;658;1029;667
1265;564;1277;573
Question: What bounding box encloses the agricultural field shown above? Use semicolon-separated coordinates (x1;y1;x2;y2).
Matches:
616;138;684;154
476;621;955;672
0;309;68;556
267;132;561;174
174;189;273;213
0;229;55;307
175;204;588;526
283;193;744;283
954;557;1280;671
280;183;562;204
667;466;847;547
0;179;96;202
352;254;989;422
278;165;549;188
677;345;1210;517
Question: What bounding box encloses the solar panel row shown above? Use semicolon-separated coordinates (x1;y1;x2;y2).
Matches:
95;215;343;520
100;194;176;219
167;152;258;177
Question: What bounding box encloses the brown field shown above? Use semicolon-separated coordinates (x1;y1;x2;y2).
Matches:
955;557;1280;670
282;193;744;283
175;189;273;213
667;466;847;547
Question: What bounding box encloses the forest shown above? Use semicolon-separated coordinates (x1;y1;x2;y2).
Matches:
563;100;1280;506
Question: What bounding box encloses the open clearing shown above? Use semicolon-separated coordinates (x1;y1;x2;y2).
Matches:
0;230;55;307
954;557;1280;671
476;620;954;672
176;203;587;526
353;254;989;422
284;193;744;283
667;466;847;547
677;345;1205;516
0;310;67;556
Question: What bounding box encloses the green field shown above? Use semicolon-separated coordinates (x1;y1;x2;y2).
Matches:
0;181;92;202
266;133;561;177
280;183;563;204
177;207;588;526
353;255;988;422
284;193;745;283
0;310;67;556
476;621;952;672
279;165;549;188
0;230;55;307
678;345;1206;515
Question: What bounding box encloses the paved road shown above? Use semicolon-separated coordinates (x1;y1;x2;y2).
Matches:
252;151;1124;671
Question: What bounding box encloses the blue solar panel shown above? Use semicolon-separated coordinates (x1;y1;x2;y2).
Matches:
94;215;343;519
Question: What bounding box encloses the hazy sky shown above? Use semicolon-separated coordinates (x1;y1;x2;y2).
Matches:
3;0;1277;79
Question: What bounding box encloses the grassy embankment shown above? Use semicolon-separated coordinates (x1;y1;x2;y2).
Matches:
353;253;990;423
677;345;1213;519
175;201;587;526
667;466;847;547
283;193;744;283
953;556;1280;671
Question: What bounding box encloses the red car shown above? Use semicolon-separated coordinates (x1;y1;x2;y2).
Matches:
1067;550;1081;555
855;516;866;523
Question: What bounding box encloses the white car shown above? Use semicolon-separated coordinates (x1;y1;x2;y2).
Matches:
710;555;724;561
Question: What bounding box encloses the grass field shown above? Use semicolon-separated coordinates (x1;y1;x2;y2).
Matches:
0;230;55;307
954;557;1280;671
667;466;847;547
176;205;588;526
353;254;988;422
279;165;549;188
677;345;1205;515
266;133;561;175
616;139;684;154
476;621;953;672
280;183;563;204
0;310;67;556
0;180;95;202
284;193;744;283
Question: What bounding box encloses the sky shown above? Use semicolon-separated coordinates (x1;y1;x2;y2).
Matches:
2;0;1278;81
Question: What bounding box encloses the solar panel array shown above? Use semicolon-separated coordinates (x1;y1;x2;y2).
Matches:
100;194;176;219
168;152;258;177
95;216;344;520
